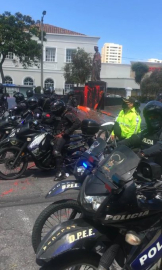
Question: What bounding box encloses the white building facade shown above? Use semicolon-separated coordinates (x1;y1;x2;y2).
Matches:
148;58;162;63
101;63;140;90
101;43;122;64
2;24;99;95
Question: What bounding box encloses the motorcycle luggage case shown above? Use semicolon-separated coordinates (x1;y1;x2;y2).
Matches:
81;119;100;135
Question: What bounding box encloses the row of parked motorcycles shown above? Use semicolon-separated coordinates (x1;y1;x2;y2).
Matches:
1;104;162;269
0;106;114;180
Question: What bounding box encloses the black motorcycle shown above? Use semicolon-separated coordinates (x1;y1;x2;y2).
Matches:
0;111;54;151
0;119;99;180
36;145;162;270
0;115;20;141
32;137;107;253
0;109;35;144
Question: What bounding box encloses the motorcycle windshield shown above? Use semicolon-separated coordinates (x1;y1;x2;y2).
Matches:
75;138;106;167
16;122;30;135
96;145;140;184
85;137;106;157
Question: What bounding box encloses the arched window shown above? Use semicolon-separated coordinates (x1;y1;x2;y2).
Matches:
44;78;54;89
24;77;34;86
4;76;13;84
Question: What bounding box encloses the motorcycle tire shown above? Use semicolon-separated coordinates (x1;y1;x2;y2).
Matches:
97;130;110;141
40;251;100;270
32;200;82;253
0;146;28;180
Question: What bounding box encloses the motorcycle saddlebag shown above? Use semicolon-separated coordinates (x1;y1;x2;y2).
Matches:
81;119;100;135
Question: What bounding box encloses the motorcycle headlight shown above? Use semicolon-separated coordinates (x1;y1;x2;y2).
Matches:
76;166;85;176
10;140;18;145
84;195;106;212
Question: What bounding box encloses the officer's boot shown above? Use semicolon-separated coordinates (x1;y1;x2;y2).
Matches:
53;151;65;181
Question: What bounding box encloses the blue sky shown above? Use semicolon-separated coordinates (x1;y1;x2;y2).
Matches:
1;0;162;64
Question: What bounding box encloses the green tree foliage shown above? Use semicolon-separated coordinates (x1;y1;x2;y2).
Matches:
63;48;92;85
131;62;149;84
141;69;162;96
0;11;44;82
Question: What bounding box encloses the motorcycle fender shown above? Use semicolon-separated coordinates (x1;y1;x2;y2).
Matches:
100;122;114;131
46;180;82;198
36;218;102;265
101;121;114;126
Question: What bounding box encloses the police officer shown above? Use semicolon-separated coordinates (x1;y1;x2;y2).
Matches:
38;88;56;112
50;100;81;181
0;83;8;111
111;97;141;140
26;89;34;98
11;92;27;115
67;91;78;108
27;97;43;118
119;101;162;167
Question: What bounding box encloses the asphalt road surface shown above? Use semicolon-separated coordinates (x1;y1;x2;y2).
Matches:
0;168;77;270
0;169;160;270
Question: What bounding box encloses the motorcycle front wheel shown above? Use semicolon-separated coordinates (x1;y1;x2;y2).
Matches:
40;251;100;270
0;146;28;180
32;200;82;253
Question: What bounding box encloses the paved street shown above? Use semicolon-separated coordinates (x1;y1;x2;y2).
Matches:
0;163;161;270
0;168;77;270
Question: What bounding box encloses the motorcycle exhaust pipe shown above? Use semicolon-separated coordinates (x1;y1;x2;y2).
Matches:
98;244;119;270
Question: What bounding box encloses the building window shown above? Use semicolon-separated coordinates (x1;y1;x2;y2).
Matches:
65;83;74;92
24;77;34;86
66;49;76;63
4;76;13;84
46;48;56;62
5;52;14;59
44;78;54;89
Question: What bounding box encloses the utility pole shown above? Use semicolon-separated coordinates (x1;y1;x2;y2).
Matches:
41;11;46;94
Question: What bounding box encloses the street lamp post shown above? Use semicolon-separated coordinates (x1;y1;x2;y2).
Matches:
41;10;46;94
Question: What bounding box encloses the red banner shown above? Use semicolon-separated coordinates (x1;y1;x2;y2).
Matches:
148;67;162;72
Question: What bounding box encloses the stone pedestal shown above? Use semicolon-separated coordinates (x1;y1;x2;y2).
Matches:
84;81;106;109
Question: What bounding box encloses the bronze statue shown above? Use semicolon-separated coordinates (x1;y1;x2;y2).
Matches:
91;46;101;81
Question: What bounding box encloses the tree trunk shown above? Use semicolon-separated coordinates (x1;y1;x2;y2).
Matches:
0;55;7;94
0;63;5;83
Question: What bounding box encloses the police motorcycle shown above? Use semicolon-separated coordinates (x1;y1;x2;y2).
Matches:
32;137;107;253
0;109;34;145
0;107;60;151
0;119;100;180
36;145;162;270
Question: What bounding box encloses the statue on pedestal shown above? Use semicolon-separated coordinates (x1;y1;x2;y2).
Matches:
91;46;101;81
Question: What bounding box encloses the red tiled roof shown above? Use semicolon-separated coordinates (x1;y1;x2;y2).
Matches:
41;24;86;36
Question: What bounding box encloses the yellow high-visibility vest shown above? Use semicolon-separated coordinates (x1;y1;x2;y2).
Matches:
112;107;141;139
